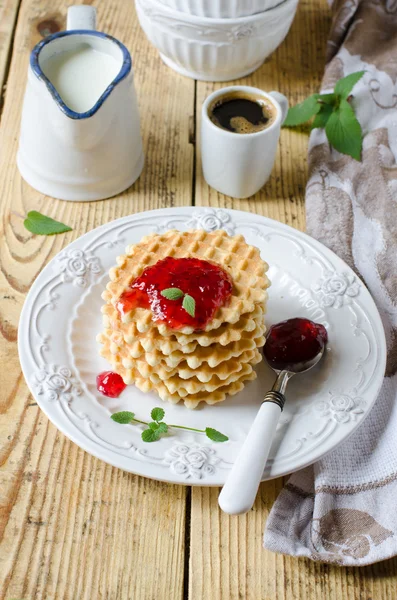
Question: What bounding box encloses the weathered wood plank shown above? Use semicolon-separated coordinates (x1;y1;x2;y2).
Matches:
189;485;397;600
0;0;21;110
0;1;193;598
191;1;397;599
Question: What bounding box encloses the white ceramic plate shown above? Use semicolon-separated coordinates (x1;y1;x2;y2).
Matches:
18;208;386;485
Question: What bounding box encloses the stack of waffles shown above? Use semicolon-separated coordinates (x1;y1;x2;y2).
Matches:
97;229;270;408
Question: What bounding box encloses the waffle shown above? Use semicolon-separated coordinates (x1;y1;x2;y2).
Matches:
99;229;269;407
101;303;265;354
103;229;269;334
99;330;258;408
99;323;262;386
139;333;265;370
117;341;261;383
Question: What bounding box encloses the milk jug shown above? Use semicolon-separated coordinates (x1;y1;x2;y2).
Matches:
18;6;144;201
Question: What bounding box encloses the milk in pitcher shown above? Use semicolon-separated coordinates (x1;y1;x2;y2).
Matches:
41;43;120;113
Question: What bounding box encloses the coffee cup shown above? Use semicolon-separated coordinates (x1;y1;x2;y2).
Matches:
201;85;288;198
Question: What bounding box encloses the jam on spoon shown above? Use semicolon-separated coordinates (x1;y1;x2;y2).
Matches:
116;256;233;331
97;371;126;398
263;317;328;372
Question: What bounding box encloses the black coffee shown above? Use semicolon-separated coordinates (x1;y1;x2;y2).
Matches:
209;92;276;134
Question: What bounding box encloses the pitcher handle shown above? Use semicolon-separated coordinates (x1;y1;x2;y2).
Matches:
67;5;97;31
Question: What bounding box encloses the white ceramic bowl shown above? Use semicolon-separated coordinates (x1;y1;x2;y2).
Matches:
157;0;283;18
135;0;299;82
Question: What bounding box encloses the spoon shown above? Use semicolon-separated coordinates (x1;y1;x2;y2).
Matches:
218;318;328;515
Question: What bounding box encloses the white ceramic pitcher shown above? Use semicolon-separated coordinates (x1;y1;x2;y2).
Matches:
17;6;144;201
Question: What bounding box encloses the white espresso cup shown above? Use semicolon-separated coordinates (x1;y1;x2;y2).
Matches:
201;86;288;198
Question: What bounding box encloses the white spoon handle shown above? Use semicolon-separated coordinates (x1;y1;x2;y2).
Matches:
218;400;282;515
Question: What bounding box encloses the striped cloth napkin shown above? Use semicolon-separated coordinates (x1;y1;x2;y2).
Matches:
264;0;397;565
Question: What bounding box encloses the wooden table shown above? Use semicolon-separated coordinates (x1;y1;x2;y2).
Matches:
1;1;397;598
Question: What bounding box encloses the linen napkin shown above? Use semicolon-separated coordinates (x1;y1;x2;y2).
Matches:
264;0;397;566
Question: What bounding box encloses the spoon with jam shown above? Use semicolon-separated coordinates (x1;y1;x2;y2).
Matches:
218;317;328;515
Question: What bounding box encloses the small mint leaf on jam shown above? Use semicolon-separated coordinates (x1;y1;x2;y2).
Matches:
142;428;161;443
182;294;196;318
24;211;72;235
161;287;184;300
111;411;135;424
205;428;228;443
151;407;165;422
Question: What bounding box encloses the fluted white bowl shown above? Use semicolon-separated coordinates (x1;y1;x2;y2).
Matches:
157;0;283;18
135;0;299;81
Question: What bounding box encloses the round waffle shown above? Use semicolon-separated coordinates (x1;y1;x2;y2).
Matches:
101;303;265;354
103;229;269;334
128;339;265;376
123;348;261;383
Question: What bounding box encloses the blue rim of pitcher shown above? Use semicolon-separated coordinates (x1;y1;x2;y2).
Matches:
30;30;132;120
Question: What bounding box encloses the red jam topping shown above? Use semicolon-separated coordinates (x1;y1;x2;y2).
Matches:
263;318;328;371
97;371;127;398
116;257;233;331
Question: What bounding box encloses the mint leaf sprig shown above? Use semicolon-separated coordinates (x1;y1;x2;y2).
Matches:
283;70;365;161
161;287;196;318
21;210;72;235
111;407;228;443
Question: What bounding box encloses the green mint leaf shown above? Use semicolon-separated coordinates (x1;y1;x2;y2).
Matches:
24;211;72;235
318;93;336;105
325;99;362;160
161;288;184;300
142;428;160;442
283;94;320;127
111;411;135;424
148;421;167;435
205;427;229;443
334;70;365;99
151;407;165;422
182;294;195;317
157;422;168;434
312;103;333;130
